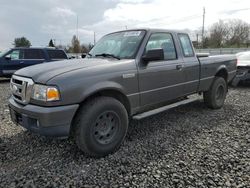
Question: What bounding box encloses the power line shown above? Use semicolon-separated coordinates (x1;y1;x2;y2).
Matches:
167;14;201;25
139;14;202;27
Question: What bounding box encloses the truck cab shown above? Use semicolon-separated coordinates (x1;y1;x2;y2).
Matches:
135;31;200;107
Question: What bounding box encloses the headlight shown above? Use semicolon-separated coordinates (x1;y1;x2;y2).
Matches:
31;84;60;102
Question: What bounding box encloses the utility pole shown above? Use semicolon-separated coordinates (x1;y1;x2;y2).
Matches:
196;33;199;48
201;7;205;47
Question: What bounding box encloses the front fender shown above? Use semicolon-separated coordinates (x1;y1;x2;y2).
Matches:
80;81;127;102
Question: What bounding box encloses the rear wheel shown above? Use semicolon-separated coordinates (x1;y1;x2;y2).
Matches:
203;76;227;109
74;97;128;157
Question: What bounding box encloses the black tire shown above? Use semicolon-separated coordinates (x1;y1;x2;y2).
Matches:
203;76;227;109
74;96;128;157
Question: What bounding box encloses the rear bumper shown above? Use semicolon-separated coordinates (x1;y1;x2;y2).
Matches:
9;97;79;137
231;67;250;86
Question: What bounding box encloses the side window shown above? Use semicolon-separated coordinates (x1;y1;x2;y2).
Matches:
6;50;24;60
146;33;177;60
178;34;194;57
47;50;67;60
24;49;44;59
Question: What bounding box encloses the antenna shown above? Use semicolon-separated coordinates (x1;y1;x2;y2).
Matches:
53;39;56;46
94;32;96;45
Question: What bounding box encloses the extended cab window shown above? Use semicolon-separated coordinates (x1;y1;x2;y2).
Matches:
146;33;177;60
24;49;44;59
178;34;194;57
5;50;24;60
47;50;67;60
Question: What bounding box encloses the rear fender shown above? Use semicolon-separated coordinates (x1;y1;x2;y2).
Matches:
215;65;228;81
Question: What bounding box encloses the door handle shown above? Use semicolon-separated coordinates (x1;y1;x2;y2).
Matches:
20;61;24;64
176;64;183;70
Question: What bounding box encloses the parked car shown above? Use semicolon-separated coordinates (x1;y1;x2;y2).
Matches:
231;51;250;86
9;29;237;157
0;47;68;77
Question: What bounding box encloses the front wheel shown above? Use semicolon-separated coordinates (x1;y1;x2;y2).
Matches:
74;97;128;157
203;76;227;109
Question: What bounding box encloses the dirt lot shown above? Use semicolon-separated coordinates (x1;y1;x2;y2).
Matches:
0;78;249;188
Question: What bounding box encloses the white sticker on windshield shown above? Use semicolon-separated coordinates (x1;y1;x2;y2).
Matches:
124;31;141;37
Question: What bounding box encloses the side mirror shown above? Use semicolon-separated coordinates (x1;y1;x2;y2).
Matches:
5;56;11;60
142;48;164;63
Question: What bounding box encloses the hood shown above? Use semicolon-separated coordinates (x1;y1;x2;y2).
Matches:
14;58;118;84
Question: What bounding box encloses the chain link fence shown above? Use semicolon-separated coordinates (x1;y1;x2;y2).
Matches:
195;48;250;55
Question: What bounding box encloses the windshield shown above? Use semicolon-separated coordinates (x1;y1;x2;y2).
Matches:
89;30;146;59
0;49;9;57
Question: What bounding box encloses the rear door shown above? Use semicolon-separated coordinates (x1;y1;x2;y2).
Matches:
138;32;185;107
23;49;46;67
1;49;24;75
178;33;200;94
47;50;68;61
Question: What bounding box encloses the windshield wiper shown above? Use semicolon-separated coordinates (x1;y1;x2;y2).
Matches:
87;53;93;57
95;53;120;60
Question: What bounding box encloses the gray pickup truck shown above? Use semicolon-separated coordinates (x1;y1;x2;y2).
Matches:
9;29;237;157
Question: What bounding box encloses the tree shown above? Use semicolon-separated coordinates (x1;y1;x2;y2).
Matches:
202;36;210;48
70;35;81;53
48;39;55;47
81;44;88;53
205;19;250;48
13;37;31;47
226;19;250;47
207;20;229;48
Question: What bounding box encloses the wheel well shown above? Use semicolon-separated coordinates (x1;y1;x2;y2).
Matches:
215;69;228;82
80;89;131;115
69;89;131;137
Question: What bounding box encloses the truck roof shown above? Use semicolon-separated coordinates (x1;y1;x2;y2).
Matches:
12;47;61;50
108;28;187;35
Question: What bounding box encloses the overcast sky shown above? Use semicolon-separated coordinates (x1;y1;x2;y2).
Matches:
0;0;249;50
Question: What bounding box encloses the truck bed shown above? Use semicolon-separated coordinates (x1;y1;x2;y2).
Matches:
198;54;237;91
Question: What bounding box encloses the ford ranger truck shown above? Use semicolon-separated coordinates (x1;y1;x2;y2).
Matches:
8;29;237;157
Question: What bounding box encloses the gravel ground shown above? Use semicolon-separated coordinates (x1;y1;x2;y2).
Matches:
0;78;249;188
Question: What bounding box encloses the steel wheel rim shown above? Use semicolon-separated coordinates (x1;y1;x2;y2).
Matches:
92;111;120;145
216;85;224;101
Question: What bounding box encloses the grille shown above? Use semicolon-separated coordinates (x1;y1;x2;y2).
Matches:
10;75;34;105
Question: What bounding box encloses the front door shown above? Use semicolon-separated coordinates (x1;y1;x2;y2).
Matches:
1;49;24;75
22;49;46;67
138;32;185;107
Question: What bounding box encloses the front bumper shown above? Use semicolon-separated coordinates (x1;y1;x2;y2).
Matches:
231;67;250;86
9;97;79;137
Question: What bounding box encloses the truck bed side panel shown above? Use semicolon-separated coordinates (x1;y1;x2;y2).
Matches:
198;55;237;91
